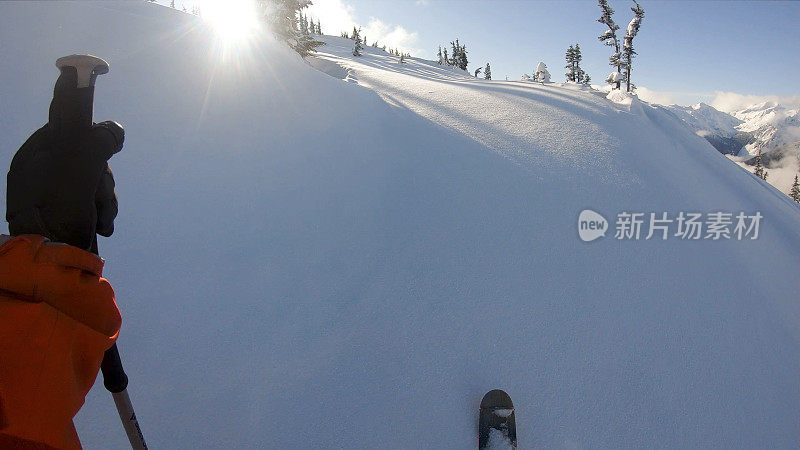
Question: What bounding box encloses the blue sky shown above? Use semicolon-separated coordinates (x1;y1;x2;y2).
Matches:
306;0;800;108
169;0;800;109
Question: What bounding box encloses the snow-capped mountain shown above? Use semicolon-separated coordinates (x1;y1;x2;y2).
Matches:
666;102;742;138
734;101;800;161
663;103;750;155
665;101;800;171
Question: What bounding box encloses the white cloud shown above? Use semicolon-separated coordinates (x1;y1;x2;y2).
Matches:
306;0;425;56
305;0;357;36
710;91;800;114
363;18;423;56
634;86;680;106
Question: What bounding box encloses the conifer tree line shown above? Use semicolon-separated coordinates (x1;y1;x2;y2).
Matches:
256;0;323;57
298;11;322;35
341;27;409;59
436;39;468;71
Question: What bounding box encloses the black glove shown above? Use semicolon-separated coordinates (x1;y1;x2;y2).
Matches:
6;68;123;253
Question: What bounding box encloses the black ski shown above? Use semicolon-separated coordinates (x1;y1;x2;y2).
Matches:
478;389;517;449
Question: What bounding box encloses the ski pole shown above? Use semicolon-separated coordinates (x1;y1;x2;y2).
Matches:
55;54;148;450
101;343;148;450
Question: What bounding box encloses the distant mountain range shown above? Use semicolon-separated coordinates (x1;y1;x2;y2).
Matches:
664;101;800;170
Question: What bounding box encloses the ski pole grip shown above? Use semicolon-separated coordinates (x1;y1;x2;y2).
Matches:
101;344;129;393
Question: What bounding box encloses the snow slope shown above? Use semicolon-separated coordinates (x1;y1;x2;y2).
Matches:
665;102;743;139
1;4;799;449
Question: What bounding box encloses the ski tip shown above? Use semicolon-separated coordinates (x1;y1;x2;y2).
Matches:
480;389;513;409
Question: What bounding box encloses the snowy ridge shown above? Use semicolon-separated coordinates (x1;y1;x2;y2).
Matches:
1;3;799;449
664;102;742;139
734;101;800;157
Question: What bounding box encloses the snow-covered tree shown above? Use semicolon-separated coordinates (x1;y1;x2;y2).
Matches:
574;44;586;82
606;70;622;85
582;72;591;84
622;0;644;92
450;40;460;68
437;46;443;65
352;27;363;56
399;53;406;63
564;44;585;82
753;148;768;181
534;62;551;82
316;19;321;35
170;0;175;8
597;0;624;89
258;0;324;57
790;175;800;203
565;45;576;81
299;12;308;35
443;48;449;65
458;43;468;70
484;62;492;80
474;67;482;78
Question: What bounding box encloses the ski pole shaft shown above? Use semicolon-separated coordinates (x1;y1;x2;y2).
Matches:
55;55;148;449
102;345;147;449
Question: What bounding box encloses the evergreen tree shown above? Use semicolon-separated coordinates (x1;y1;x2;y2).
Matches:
534;62;551;82
443;48;449;65
316;19;321;35
790;175;800;203
753;148;768;181
450;40;460;67
258;0;323;57
582;72;591;84
170;0;175;8
437;46;443;65
574;43;585;81
484;62;492;80
622;0;644;92
458;43;468;70
597;0;624;89
399;53;405;63
299;12;306;35
352;27;363;56
565;45;576;81
474;67;482;78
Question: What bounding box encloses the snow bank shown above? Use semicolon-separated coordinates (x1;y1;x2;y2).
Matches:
1;3;799;449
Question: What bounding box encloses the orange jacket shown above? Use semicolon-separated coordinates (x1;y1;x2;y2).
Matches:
0;235;121;449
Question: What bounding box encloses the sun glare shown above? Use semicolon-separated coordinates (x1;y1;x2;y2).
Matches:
200;0;260;42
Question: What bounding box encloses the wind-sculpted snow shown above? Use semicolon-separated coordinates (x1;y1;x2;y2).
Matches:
1;4;799;449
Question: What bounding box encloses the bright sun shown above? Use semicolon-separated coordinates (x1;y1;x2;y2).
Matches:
200;0;260;42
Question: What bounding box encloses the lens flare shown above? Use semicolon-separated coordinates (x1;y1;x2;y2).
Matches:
200;0;260;43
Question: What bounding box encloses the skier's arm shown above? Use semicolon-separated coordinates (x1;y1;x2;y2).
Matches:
2;65;124;449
